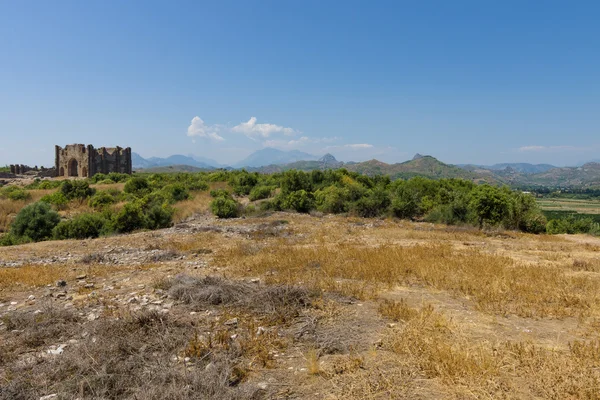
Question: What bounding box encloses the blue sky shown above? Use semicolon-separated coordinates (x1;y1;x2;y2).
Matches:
1;0;599;167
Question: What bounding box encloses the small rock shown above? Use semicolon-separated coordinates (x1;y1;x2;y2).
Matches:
47;345;66;355
387;323;397;328
39;394;58;400
87;313;98;321
224;317;238;326
84;283;95;289
10;301;17;306
256;326;266;336
257;382;268;390
55;293;66;299
76;274;87;280
28;295;35;301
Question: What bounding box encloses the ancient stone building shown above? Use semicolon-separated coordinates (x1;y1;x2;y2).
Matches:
55;144;132;178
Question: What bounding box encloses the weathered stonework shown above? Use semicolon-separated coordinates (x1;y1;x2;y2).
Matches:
55;144;132;178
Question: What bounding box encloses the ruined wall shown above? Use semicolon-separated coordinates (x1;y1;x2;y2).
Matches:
9;164;54;175
55;144;132;178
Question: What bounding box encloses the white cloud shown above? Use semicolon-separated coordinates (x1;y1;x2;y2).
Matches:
187;116;224;142
518;145;581;152
232;117;297;138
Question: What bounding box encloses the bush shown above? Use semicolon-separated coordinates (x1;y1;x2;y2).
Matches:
210;197;240;218
10;202;60;242
161;183;190;203
40;191;69;210
351;188;390;218
281;190;314;213
315;186;348;214
249;186;273;201
188;180;209;191
113;202;147;233
61;180;95;202
210;189;233;199
53;213;108;240
145;205;174;229
280;170;312;195
88;191;117;210
0;186;32;201
230;171;259;195
124;177;151;197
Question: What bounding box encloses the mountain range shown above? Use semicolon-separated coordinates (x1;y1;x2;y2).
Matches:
132;149;600;188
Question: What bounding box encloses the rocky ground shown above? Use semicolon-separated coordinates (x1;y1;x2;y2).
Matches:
2;212;600;399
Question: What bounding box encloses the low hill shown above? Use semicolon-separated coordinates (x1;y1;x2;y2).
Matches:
346;156;494;182
458;163;557;174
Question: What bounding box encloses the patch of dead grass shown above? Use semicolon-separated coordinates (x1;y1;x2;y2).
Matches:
219;241;600;318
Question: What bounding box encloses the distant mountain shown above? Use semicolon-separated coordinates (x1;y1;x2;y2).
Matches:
132;153;218;170
511;162;600;187
458;163;557;174
347;156;492;182
234;148;318;168
251;154;495;183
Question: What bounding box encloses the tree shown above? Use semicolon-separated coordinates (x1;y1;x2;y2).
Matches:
469;185;510;228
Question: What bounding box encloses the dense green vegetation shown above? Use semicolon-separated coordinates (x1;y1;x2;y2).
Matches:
2;168;600;246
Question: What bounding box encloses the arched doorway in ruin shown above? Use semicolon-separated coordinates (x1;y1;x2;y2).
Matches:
68;159;79;177
59;167;65;176
82;166;88;177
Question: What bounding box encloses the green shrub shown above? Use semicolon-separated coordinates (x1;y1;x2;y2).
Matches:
249;186;273;201
210;189;233;199
161;183;190;203
10;202;60;242
230;171;259;195
124;177;151;197
351;188;390;218
38;180;63;190
61;180;95;202
210;197;240;218
520;212;547;234
107;172;131;183
280;170;312;195
40;192;69;210
0;233;24;246
53;213;108;239
88;191;117;210
315;186;348;214
145;205;174;229
0;186;32;201
113;202;147;233
281;190;314;213
188;180;209;191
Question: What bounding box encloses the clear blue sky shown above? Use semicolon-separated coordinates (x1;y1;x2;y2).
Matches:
1;0;599;167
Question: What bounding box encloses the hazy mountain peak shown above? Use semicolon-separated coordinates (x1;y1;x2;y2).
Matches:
412;153;426;160
319;153;337;163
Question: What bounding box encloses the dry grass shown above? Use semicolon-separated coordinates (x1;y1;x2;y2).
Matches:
173;183;231;223
0;262;157;291
380;299;600;398
219;240;600;318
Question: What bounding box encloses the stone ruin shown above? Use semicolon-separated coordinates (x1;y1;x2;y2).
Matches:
9;164;55;176
55;144;132;178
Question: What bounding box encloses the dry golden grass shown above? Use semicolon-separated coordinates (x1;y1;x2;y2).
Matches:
381;300;600;398
173;182;231;223
219;240;600;318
